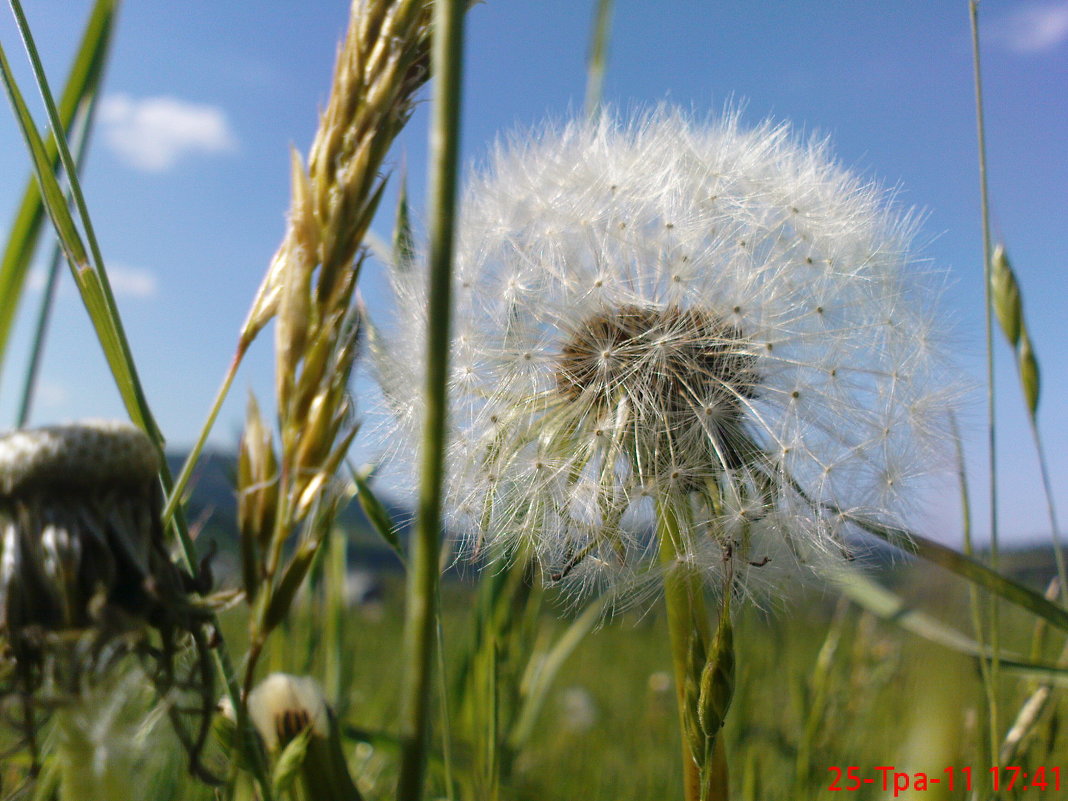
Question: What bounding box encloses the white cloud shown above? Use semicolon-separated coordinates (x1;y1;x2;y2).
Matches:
36;379;69;410
991;2;1068;53
28;263;158;299
106;264;158;298
98;94;238;172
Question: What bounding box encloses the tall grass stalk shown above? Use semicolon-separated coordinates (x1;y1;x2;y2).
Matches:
584;0;614;118
396;0;465;798
969;0;1003;764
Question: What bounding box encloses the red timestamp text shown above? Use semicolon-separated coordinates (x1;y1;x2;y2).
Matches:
827;765;1062;796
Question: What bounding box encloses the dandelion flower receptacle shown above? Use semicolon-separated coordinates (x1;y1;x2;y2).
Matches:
377;108;955;596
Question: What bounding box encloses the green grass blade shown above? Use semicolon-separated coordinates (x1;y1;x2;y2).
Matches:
508;594;606;749
0;0;117;380
6;0;162;441
584;0;614;118
349;463;406;564
17;100;101;426
849;514;1068;633
837;570;1068;682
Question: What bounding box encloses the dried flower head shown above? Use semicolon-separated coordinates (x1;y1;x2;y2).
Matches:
0;420;215;776
246;672;330;751
376;108;955;599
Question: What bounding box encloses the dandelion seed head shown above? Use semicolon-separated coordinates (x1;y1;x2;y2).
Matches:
375;107;957;601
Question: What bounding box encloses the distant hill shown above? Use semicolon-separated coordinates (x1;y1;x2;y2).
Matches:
165;451;1064;592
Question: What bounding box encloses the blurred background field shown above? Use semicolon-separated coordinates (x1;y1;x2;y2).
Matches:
167;456;1065;801
224;555;1067;801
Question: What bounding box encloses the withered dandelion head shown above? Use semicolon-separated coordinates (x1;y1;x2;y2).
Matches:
376;107;957;601
0;420;216;778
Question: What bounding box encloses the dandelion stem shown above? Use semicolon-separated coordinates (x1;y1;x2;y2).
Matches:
395;0;465;797
657;501;714;801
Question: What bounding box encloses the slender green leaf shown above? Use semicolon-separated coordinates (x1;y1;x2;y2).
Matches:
0;0;116;377
7;0;162;441
838;569;1068;681
0;45;87;267
349;463;405;563
849;514;1068;633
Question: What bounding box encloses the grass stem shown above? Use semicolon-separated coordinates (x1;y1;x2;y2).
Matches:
395;0;465;797
968;0;1001;757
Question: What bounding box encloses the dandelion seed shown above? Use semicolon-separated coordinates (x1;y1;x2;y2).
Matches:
376;107;956;600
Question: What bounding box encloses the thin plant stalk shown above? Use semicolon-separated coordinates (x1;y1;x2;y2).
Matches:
969;0;1001;755
584;0;614;118
955;415;997;799
395;0;465;798
17;98;98;426
162;344;245;525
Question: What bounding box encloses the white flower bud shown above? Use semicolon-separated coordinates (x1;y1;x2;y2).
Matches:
247;672;330;750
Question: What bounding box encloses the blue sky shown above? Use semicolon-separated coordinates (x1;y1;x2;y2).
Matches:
0;1;1065;544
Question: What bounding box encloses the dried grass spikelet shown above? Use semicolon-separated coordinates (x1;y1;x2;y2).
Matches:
0;420;216;780
240;0;436;356
234;0;443;685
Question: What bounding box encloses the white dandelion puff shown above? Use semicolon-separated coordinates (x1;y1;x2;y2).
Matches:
374;107;957;600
